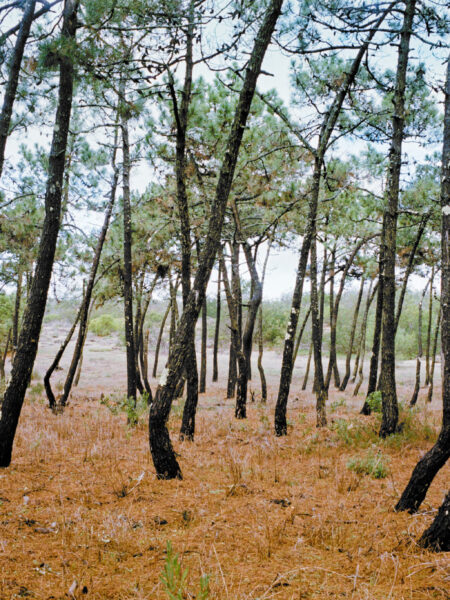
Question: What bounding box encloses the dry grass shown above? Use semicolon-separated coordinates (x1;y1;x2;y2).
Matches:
0;384;449;600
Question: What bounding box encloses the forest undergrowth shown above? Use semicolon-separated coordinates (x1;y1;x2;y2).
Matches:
0;383;448;600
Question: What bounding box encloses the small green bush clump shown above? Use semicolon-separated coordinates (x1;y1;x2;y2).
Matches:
366;391;382;413
90;314;122;337
100;392;149;425
347;449;389;479
161;541;209;600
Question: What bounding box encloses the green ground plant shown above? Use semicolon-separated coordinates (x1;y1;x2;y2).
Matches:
160;541;210;600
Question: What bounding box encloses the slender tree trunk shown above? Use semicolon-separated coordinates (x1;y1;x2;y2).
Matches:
293;306;311;366
73;296;94;388
257;306;267;402
274;0;395;424
0;0;37;180
212;264;221;382
409;281;429;407
394;213;430;332
232;201;263;419
0;0;78;468
0;328;12;381
226;241;242;398
199;296;207;393
325;237;371;390
379;0;416;438
354;280;376;398
153;301;171;378
121;101;137;406
142;328;151;402
44;294;83;409
134;278;144;395
325;246;340;389
340;277;365;390
138;275;159;399
367;241;384;399
426;302;441;404
302;341;313;391
310;223;327;427
425;266;435;385
60;124;119;406
148;0;285;478
352;279;378;385
395;54;450;518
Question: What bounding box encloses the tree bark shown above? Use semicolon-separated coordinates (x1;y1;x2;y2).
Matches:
426;302;441;404
379;0;416;438
121;98;137;406
0;0;36;179
425;265;435;385
0;0;78;468
395;53;450;517
340;277;364;391
310;223;327;427
394;213;430;332
199;295;207;393
273;2;394;435
354;279;376;398
226;241;242;398
367;248;384;402
73;296;94;388
232;201;263;419
153;301;171;378
418;491;450;551
149;0;284;478
44;293;83;409
293;306;311;366
409;280;429;407
212;264;221;382
302;341;313;391
0;328;12;381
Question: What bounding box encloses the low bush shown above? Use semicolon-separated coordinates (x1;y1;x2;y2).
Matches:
347;449;389;479
90;314;122;337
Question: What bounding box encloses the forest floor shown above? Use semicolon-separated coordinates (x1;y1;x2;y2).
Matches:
0;324;449;599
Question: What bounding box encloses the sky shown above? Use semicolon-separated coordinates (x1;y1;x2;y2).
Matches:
1;2;448;301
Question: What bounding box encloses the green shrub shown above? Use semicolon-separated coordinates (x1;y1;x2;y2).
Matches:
347;449;389;479
366;391;382;413
161;541;209;600
90;314;122;337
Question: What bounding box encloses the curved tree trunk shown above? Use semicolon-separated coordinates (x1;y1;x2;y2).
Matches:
149;0;285;479
419;491;450;552
0;0;78;468
0;0;37;179
395;53;450;519
73;297;94;388
44;294;83;409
